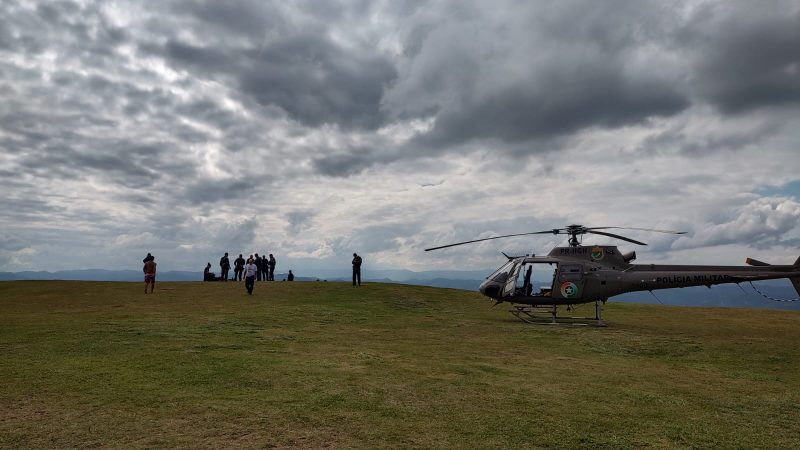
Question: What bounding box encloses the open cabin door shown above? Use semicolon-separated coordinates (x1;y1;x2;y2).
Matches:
556;263;584;300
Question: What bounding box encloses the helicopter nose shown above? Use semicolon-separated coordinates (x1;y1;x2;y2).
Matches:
480;280;501;299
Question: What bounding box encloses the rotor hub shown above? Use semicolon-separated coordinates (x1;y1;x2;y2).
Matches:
566;225;586;247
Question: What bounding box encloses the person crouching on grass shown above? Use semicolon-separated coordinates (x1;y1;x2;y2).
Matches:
143;256;157;294
244;257;258;295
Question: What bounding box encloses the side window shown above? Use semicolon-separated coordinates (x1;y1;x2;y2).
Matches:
559;264;583;281
503;262;521;296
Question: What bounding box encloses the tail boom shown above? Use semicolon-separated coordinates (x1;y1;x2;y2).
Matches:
620;259;800;294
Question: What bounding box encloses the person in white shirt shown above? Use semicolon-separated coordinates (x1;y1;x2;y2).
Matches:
244;258;258;295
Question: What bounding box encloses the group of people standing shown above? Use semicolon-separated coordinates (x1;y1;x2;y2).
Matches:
210;252;277;282
144;250;363;296
206;252;285;296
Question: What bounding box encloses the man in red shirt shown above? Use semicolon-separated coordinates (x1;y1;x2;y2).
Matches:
143;256;157;294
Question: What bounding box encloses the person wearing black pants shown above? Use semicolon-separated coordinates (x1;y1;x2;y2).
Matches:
352;252;362;286
244;258;257;295
220;252;230;281
268;254;276;281
234;254;245;281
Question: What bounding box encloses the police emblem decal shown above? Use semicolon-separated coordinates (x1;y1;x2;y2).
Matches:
560;281;579;298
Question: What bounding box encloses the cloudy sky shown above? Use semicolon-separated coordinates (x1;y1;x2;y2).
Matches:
1;0;799;274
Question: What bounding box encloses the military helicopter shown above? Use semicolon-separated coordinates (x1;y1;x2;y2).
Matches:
425;224;800;325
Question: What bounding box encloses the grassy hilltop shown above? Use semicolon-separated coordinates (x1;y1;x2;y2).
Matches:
1;281;800;449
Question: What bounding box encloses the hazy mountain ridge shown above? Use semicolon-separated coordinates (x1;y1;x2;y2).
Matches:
0;268;493;283
0;269;201;282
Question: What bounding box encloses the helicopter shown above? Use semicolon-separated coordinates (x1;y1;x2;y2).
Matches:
425;224;800;325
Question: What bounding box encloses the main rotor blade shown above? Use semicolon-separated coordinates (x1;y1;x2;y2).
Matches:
587;226;686;235
586;230;647;246
424;231;555;252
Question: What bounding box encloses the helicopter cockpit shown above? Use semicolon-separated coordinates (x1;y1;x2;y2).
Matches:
479;258;560;300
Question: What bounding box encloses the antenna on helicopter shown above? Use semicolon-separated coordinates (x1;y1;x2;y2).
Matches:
424;224;686;251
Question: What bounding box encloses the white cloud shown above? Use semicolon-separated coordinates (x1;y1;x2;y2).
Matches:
672;197;800;250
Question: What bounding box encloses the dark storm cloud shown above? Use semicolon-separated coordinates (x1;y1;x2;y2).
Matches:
238;33;397;129
0;197;63;221
639;120;782;155
1;29;203;192
311;148;378;177
683;2;800;113
114;192;152;206
375;0;800;158
161;39;237;72
380;0;692;151
174;0;276;37
136;2;398;131
0;169;28;188
29;148;153;178
5;1;797;174
2;90;193;187
0;18;13;50
176;100;242;131
1;0;127;59
181;179;255;205
9;134;170;189
418;75;688;146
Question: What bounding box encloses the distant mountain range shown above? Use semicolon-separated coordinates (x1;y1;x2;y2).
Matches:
1;269;798;310
0;269;202;282
0;268;492;284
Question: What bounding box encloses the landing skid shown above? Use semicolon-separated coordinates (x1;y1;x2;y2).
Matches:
509;301;607;327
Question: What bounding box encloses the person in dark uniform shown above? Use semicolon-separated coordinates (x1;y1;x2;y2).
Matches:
254;254;262;281
220;252;230;281
204;262;214;281
287;270;294;281
352;253;362;286
268;254;276;281
523;265;533;296
234;254;245;281
260;252;269;281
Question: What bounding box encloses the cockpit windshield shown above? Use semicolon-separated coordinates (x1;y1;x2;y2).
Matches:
488;261;515;283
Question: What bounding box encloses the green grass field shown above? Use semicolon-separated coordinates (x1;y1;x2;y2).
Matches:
2;281;800;449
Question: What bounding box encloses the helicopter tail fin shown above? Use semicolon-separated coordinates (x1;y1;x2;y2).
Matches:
791;256;800;296
745;257;770;266
791;276;800;297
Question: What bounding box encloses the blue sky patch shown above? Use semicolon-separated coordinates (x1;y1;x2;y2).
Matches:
758;180;800;199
